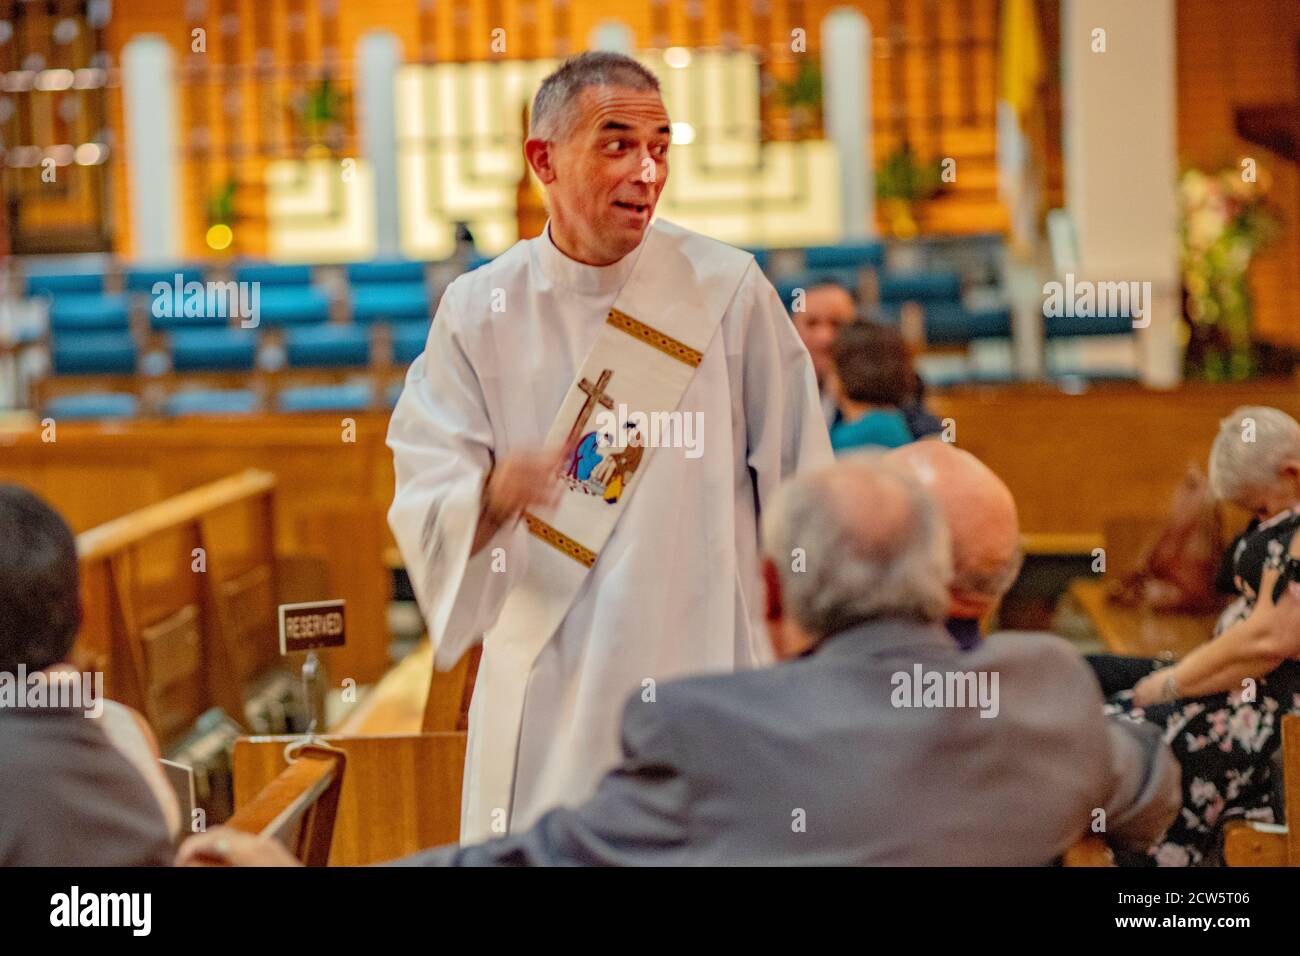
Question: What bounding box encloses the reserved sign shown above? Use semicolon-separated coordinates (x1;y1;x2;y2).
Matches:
278;599;347;654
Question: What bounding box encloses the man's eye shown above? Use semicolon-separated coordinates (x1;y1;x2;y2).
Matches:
604;140;625;152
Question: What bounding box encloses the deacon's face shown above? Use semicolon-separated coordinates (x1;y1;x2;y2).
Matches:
546;85;670;264
795;285;855;383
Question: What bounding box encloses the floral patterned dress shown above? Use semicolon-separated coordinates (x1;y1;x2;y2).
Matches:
1104;506;1300;866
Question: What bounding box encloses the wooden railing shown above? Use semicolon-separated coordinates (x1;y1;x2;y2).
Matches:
75;469;281;746
226;743;347;867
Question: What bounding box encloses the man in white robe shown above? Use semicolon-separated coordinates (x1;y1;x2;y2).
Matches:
387;51;831;841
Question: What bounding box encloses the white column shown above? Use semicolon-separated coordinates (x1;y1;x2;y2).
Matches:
1062;0;1180;387
357;32;403;258
121;36;180;260
821;8;874;239
590;21;634;54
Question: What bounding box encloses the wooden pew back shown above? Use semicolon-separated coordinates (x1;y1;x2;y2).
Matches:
75;469;280;745
0;413;394;684
1224;714;1300;866
233;733;467;866
225;743;347;867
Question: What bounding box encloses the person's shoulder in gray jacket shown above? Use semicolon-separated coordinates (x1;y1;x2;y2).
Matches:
402;617;1178;866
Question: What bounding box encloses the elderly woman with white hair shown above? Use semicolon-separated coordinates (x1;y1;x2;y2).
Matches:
1099;405;1300;865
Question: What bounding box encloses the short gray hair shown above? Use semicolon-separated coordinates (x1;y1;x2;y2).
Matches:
762;454;953;642
530;51;661;142
1208;405;1300;503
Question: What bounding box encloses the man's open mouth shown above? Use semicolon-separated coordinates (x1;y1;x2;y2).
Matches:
613;201;649;214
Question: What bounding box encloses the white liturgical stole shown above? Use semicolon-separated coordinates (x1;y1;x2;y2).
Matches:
467;224;751;836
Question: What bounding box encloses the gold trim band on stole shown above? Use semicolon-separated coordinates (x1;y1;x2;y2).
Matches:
606;308;703;368
524;512;597;568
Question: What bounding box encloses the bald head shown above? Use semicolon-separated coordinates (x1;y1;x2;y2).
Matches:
762;455;952;651
885;442;1021;619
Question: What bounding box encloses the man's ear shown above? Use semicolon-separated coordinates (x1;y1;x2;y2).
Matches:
524;138;556;185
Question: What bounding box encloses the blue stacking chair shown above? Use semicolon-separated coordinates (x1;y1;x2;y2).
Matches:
391;322;429;366
1042;311;1134;339
163;388;260;417
50;332;138;375
233;262;315;286
254;286;332;327
170;328;259;372
277;383;373;413
345;260;426;285
284;325;372;368
920;302;1012;346
351;282;430;325
26;271;105;298
878;271;963;304
123;265;206;293
804;241;885;272
48;294;131;334
44;392;139;421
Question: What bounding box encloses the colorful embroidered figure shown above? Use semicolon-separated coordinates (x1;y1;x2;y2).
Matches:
602;425;645;504
567;430;605;482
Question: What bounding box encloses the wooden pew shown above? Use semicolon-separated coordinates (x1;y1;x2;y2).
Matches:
1223;714;1300;866
5;380;1296;549
926;379;1300;536
233;733;467;866
1061;834;1116;867
0;413;394;684
1064;513;1230;659
75;469;283;746
225;743;347;867
334;642;478;736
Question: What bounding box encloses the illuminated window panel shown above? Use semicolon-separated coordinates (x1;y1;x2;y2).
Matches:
397;58;557;260
394;50;842;259
265;157;376;263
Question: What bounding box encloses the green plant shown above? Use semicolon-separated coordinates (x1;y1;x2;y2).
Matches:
207;179;236;227
774;60;822;112
297;75;342;145
876;142;944;204
1179;167;1280;381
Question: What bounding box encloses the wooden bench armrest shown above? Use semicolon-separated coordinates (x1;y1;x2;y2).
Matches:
226;743;346;866
1222;819;1289;867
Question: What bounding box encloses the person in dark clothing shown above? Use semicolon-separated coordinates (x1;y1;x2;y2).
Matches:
0;483;173;866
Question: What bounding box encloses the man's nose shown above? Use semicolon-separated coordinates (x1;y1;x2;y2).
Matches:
627;149;658;185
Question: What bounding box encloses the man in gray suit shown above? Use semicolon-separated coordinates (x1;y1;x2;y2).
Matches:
182;456;1179;866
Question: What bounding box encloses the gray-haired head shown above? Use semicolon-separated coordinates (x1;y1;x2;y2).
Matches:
762;453;953;644
530;51;662;142
1209;405;1300;505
